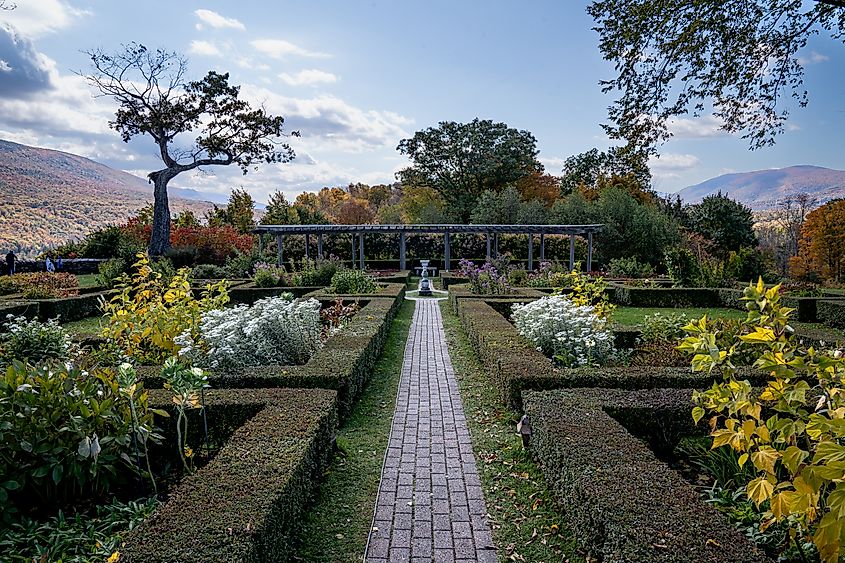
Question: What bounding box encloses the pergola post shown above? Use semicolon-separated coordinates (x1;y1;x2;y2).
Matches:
486;233;492;260
350;233;356;267
539;233;545;261
527;233;534;271
494;233;499;257
305;233;310;261
569;234;576;271
258;233;264;256
276;234;284;266
358;233;365;270
444;232;451;272
587;232;593;272
317;233;324;259
399;231;407;271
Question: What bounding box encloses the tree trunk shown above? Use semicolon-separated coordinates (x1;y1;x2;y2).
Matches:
149;170;173;256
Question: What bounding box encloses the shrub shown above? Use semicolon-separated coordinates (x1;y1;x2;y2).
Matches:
225;251;259;278
0;316;72;366
253;262;285;288
665;246;699;286
2;273;79;299
457;258;512;295
97;257;128;289
101;255;229;364
191;264;228;280
176;296;323;372
607;256;654;278
512;295;614;367
0;277;17;295
0;362;157;519
292;258;342;287
507;269;528;286
640;312;689;343
725;247;774;283
554;265;615;319
170;226;253;265
683;279;845;561
330;269;378;294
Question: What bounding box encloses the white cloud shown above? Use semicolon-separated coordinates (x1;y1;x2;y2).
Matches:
241;86;413;152
251;39;330;59
0;0;88;37
279;69;338;86
188;40;222;57
667;115;731;139
798;51;828;66
539;156;566;170
648;153;700;171
193;9;245;31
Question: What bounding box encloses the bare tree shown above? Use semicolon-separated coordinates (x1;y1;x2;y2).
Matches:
84;43;295;255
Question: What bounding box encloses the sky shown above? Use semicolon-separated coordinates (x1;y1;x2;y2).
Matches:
0;0;843;204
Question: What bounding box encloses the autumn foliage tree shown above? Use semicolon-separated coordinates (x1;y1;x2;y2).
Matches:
84;43;294;255
790;199;845;282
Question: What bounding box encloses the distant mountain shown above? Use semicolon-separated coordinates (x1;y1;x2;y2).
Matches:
0;139;215;257
677;165;845;210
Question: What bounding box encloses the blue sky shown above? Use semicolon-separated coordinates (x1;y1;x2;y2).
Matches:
0;0;843;204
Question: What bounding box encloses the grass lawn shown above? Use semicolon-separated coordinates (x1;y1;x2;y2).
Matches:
440;302;582;563
294;299;414;562
612;306;745;327
75;274;100;288
61;315;103;335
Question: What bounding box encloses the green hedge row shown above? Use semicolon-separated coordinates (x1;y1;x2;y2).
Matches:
447;283;546;313
818;300;845;330
0;292;108;323
609;282;723;308
137;292;403;419
303;282;406;301
439;271;469;289
227;284;323;304
373;270;411;284
457;299;765;411
523;388;769;563
121;388;338;563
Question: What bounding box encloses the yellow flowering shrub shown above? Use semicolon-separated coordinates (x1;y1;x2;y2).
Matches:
681;279;845;562
554;265;615;320
100;255;228;364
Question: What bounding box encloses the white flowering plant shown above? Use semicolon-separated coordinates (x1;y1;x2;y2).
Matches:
0;315;73;366
512;295;615;367
176;294;323;371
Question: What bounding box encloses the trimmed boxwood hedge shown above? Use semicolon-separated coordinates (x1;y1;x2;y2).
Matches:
457;299;766;411
122;388;338;563
303;282;406;301
137;294;403;419
0;300;38;324
447;283;546;313
818;300;845;330
440;271;469;289
373;270;411;284
522;388;769;562
36;291;109;322
610;282;723;308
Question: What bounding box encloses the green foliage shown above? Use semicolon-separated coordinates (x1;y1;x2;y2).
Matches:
607;256;654;278
588;0;839;149
225;251;260;278
0;496;158;563
330;269;378;294
100;255;229;364
683;278;845;562
0;361;158;519
261;192;299;225
554;265;615;320
686;193;757;255
0;316;72;366
160;358;207;472
664;247;699;286
675;436;757;490
397;118;542;221
725;246;775;284
205;189;256;234
191;263;227;280
640;312;689;343
560;146;651;195
97;258;128;289
0;272;80;299
77;225;144;260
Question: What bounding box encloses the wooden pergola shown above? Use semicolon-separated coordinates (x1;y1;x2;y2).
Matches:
252;224;603;272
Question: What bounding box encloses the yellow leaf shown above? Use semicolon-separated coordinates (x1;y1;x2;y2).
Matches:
751;447;780;475
692;407;704;425
770;492;790;520
738;453;749;468
711;429;734;449
742;419;756;440
782;446;808;475
747;476;774;507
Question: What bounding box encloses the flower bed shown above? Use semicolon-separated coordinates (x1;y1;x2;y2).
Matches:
456;298;765;410
522;387;769;562
120;387;338;563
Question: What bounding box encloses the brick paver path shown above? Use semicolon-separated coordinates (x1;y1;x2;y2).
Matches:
365;299;497;563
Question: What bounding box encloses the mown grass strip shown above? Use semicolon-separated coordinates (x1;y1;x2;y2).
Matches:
439;301;583;563
294;299;414;562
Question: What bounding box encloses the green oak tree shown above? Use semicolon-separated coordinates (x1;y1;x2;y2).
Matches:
589;0;845;149
396;119;542;221
85;43;295;254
